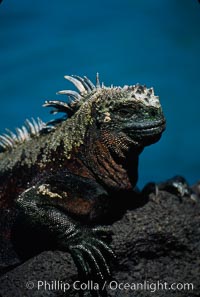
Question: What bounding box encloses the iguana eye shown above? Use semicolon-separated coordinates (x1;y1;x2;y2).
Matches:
117;109;131;117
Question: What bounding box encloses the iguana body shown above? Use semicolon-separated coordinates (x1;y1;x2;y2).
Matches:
0;74;166;283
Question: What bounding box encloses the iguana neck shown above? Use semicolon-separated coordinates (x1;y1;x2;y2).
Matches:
80;124;141;192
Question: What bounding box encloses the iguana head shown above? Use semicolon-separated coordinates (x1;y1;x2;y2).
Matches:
94;83;165;149
45;74;165;151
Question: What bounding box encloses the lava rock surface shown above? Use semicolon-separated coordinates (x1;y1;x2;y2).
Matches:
0;182;200;297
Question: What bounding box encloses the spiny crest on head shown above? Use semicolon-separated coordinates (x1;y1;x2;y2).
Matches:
122;83;160;108
43;74;101;117
43;74;160;118
0;73;160;152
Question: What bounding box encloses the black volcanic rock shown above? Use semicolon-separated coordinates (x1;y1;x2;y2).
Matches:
0;182;200;296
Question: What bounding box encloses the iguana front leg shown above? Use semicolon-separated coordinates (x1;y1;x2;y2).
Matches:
15;182;116;284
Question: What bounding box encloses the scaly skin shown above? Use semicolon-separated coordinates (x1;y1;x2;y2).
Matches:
0;74;166;289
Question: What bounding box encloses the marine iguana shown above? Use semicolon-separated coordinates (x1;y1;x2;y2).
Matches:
0;74;166;285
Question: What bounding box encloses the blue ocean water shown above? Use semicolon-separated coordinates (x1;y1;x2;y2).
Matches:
0;0;200;188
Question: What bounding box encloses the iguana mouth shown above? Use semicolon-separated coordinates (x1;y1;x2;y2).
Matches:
135;119;166;135
124;118;166;146
125;118;166;134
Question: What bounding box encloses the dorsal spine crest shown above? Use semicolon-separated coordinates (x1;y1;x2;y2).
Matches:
0;118;52;151
0;73;159;152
